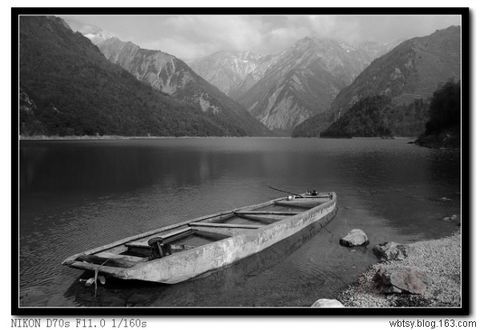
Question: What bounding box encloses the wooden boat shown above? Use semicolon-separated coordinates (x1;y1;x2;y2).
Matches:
62;192;337;284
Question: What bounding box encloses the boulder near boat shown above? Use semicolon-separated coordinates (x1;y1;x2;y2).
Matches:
62;192;337;284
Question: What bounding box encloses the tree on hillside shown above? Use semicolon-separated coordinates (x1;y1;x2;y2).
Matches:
425;80;460;135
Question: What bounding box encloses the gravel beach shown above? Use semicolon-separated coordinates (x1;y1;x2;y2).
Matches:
337;232;461;308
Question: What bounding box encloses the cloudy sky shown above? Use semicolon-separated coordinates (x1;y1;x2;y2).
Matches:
65;15;461;61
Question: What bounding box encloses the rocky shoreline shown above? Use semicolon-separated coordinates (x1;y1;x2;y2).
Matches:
335;232;461;308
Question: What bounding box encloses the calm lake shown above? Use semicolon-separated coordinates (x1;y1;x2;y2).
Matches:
19;137;461;307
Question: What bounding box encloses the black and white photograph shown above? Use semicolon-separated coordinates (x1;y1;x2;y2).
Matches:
13;7;469;315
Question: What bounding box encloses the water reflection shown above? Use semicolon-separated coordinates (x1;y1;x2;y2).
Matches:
19;138;461;307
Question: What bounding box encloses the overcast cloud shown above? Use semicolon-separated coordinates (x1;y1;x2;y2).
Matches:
65;15;461;61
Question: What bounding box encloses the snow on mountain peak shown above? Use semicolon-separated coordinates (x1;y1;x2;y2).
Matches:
62;16;115;45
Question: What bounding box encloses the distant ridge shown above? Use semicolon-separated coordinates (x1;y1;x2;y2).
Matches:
293;26;460;138
191;38;394;134
189;50;280;100
237;37;376;132
95;38;269;136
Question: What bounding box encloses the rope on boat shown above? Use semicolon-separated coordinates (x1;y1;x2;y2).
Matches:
267;185;304;198
94;268;99;297
93;259;109;297
80;259;109;297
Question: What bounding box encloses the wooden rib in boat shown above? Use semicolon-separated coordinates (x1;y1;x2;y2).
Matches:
234;212;286;224
235;211;300;216
189;222;262;229
62;193;337;284
274;197;331;208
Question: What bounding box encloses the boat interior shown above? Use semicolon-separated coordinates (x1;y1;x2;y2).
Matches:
67;194;333;270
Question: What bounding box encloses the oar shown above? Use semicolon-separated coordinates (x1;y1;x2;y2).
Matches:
267;185;303;198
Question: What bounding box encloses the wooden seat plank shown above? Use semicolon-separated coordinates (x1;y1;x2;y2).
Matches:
234;213;285;224
76;254;137;268
95;252;146;263
274;198;329;209
235;211;300;216
189;222;261;229
125;227;193;248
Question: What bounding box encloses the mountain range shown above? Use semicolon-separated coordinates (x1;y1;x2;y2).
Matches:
94;37;269;136
63;17;268;136
19;16;261;136
189;51;280;100
239;38;377;132
191;38;395;133
293;26;461;137
62;17;406;135
20;16;461;139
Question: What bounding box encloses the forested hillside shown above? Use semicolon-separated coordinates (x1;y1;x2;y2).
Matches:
20;16;254;136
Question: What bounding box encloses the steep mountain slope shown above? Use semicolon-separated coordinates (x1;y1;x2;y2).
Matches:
355;39;402;61
320;96;428;137
238;37;373;132
293;26;460;137
329;26;460;119
20;16;253;136
94;38;269;136
292;97;429;138
189;51;279;100
291;112;336;137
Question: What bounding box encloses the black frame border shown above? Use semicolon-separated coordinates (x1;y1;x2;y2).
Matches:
12;6;471;316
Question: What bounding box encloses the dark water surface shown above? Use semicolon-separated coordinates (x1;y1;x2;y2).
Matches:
19;137;461;307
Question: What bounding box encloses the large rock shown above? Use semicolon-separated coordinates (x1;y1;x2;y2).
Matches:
374;266;428;295
339;229;369;247
311;299;344;308
373;242;409;261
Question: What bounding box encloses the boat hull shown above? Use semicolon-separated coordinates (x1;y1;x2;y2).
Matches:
65;193;337;284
